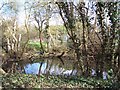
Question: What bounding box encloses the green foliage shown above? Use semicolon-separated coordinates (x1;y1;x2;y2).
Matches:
2;73;120;88
27;41;47;51
49;25;66;34
28;42;41;50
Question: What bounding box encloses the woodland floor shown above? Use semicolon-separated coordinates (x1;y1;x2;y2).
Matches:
1;73;120;89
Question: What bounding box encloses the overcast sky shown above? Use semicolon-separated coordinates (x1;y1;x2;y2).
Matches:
0;0;112;27
0;0;64;26
0;0;90;26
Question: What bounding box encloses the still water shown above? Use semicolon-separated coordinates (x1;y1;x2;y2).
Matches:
24;62;77;75
24;58;77;76
3;57;109;79
22;58;108;79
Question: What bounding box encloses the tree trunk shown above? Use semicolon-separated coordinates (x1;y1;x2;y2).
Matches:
39;31;44;52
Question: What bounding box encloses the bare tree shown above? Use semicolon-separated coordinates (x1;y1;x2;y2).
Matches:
31;1;52;53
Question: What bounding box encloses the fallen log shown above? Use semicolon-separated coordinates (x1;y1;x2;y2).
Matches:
0;68;6;75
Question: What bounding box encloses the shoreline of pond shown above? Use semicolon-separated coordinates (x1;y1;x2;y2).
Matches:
1;52;75;63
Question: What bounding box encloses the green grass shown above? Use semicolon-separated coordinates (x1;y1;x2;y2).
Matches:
27;41;47;51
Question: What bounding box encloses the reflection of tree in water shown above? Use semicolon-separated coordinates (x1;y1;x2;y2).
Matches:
2;57;115;80
43;58;65;75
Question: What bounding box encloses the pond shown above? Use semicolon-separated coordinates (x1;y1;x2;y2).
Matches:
21;58;78;76
3;57;110;79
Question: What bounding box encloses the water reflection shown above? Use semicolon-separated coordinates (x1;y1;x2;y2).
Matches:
91;69;96;76
91;69;108;80
24;61;77;76
102;71;108;80
24;59;77;76
3;57;110;79
24;63;41;74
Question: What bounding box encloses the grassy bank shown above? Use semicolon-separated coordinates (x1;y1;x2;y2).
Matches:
1;73;120;88
27;41;47;51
